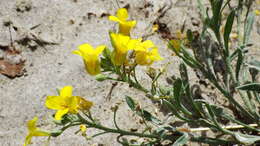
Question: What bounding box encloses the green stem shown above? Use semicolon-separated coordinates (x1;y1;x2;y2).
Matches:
133;65;140;86
113;109;121;130
60;122;82;132
106;77;149;93
78;114;159;139
151;72;163;95
191;136;237;145
91;131;110;138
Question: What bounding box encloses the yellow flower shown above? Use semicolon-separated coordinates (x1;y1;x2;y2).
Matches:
169;30;187;53
24;117;50;146
80;124;87;133
45;86;93;120
109;8;136;36
134;40;163;65
255;10;260;16
73;43;106;75
110;33;141;66
152;24;159;32
169;39;181;53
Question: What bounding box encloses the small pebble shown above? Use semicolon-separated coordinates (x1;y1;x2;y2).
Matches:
16;0;32;12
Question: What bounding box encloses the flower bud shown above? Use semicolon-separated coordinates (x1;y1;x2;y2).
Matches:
95;74;107;81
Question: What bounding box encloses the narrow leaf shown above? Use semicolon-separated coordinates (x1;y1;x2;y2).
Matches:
173;133;190;146
125;96;136;111
244;12;255;44
141;110;161;125
197;0;207;22
211;0;223;31
247;60;260;71
236;83;260;91
187;29;193;42
235;49;244;80
172;78;193;116
234;133;260;144
174;78;183;99
163;100;192;122
224;10;235;54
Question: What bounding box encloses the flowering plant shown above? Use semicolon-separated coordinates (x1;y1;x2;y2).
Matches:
25;1;260;145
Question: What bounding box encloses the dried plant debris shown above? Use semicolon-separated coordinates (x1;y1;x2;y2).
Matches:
100;13;110;18
87;12;97;20
155;21;174;40
15;32;59;51
142;0;173;40
0;45;25;78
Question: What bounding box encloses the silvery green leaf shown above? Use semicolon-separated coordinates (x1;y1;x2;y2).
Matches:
234;133;260;144
236;83;260;91
173;133;190;146
246;60;260;71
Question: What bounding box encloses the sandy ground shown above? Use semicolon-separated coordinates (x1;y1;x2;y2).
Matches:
0;0;259;146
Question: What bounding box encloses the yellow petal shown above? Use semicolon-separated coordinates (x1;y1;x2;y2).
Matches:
24;134;33;146
126;38;140;50
109;32;116;42
128;20;136;27
60;86;73;97
55;108;69;120
134;45;144;51
111;51;127;66
151;48;163;60
108;15;121;22
27;117;38;132
45;96;66;110
67;96;79;113
119;34;130;45
95;45;106;55
109;32;117;49
84;58;101;75
119;23;133;36
111;33;130;53
116;8;128;20
142;40;155;49
134;47;163;66
72;50;82;56
78;43;94;52
135;51;147;65
33;130;50;136
75;44;96;63
77;96;93;111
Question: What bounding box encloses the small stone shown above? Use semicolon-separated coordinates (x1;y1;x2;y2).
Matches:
2;18;13;27
16;0;32;12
